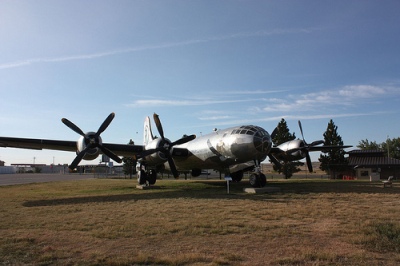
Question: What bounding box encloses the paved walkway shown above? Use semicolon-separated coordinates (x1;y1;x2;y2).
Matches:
0;173;94;186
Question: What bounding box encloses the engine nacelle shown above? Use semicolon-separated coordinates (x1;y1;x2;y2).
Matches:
142;138;169;165
275;139;306;161
191;168;202;177
76;132;101;161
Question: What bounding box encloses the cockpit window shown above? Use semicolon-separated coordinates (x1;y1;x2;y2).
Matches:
231;125;268;136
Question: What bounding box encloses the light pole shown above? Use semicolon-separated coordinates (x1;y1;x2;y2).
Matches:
387;135;390;158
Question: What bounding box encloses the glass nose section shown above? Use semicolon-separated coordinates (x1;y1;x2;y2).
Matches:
253;128;272;153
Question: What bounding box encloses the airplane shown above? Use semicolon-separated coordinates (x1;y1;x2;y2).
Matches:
0;113;351;188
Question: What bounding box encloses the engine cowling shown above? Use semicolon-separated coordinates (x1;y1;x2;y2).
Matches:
191;168;202;177
76;132;101;161
142;138;170;165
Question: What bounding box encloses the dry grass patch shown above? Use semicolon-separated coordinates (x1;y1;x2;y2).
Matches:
1;177;400;265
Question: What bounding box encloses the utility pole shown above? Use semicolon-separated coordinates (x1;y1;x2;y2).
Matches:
387;135;390;158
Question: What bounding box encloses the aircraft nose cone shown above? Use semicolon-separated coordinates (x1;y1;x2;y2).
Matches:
254;132;272;153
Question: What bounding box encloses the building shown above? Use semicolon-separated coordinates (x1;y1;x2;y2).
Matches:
346;150;400;180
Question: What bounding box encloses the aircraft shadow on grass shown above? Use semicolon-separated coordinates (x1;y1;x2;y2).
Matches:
22;180;398;207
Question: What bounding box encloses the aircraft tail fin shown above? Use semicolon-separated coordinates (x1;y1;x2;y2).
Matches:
143;116;154;146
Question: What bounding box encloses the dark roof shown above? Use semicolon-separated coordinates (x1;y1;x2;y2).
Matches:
348;156;400;166
347;150;385;157
347;150;400;166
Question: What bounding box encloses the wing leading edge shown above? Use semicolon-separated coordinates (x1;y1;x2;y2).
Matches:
0;137;144;158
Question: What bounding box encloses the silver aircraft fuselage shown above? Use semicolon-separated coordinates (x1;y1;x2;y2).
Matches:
144;125;272;173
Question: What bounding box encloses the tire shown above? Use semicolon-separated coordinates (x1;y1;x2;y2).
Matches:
148;170;157;185
249;173;260;188
138;170;147;185
259;173;267;187
231;171;243;182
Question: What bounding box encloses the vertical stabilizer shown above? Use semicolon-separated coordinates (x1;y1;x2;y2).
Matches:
143;116;154;146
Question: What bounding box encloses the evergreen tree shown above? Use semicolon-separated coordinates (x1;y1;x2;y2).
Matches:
271;118;301;178
319;120;348;178
122;139;136;179
272;118;296;146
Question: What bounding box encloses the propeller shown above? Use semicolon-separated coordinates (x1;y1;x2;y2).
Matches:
62;113;122;170
298;120;324;173
268;154;281;169
152;113;196;178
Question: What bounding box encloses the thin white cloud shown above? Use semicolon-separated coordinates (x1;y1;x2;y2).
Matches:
126;98;258;108
198;115;234;121
0;27;317;70
219;89;291;95
338;85;387;98
193;111;382;129
261;85;399;113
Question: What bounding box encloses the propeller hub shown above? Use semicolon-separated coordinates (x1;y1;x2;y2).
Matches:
84;132;102;146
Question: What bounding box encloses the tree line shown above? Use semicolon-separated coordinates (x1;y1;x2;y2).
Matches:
357;138;400;159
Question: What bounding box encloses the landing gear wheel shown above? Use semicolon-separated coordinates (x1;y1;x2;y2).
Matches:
231;171;243;182
259;173;267;187
148;170;157;185
138;170;147;185
249;173;267;188
249;173;259;187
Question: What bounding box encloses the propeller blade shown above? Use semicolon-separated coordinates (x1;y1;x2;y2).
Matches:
153;113;165;140
268;154;281;168
69;146;91;170
62;118;85;136
167;155;179;178
95;112;115;138
137;148;159;159
298;120;306;144
306;152;313;173
171;134;196;146
97;145;122;163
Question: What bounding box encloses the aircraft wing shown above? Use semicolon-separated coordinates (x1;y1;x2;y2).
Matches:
307;145;352;151
269;145;352;154
269;147;284;154
0;137;144;158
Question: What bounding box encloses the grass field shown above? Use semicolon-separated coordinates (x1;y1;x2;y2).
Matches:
1;175;400;265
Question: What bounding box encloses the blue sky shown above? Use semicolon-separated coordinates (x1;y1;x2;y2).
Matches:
1;1;400;166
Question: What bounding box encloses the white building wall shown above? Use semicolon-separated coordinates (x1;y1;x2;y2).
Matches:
0;166;17;174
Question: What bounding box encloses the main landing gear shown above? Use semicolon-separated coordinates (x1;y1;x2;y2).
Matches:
137;163;157;186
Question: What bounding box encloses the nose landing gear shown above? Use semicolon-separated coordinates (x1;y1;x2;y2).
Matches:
249;159;267;188
249;173;267;188
137;163;157;186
